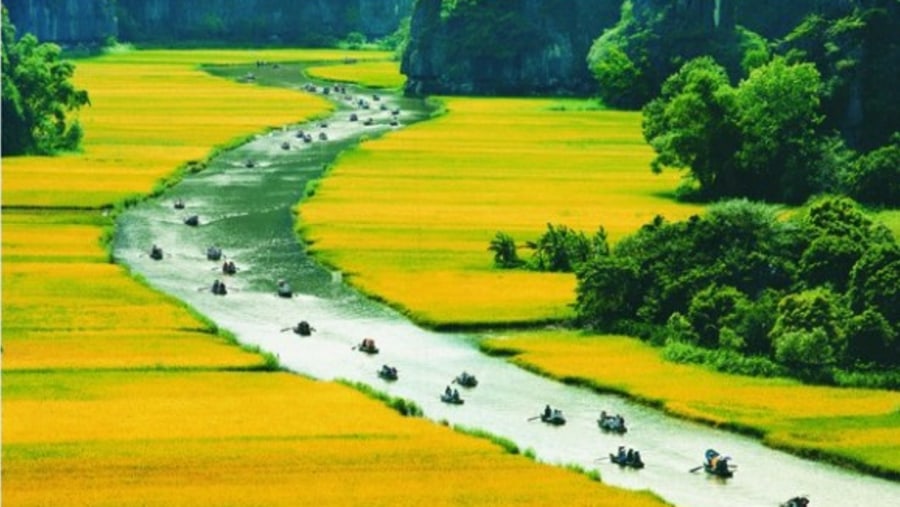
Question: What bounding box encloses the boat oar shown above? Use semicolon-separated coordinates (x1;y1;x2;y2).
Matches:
593;456;609;463
279;327;291;333
526;415;542;422
689;464;705;473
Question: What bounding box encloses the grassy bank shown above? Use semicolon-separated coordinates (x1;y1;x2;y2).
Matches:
2;49;671;506
299;97;705;326
481;331;900;479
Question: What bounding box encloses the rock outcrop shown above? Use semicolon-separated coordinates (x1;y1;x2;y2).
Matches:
401;0;621;96
6;0;118;46
7;0;412;46
116;0;413;45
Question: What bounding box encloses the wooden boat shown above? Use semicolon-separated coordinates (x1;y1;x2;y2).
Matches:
281;141;290;150
184;215;199;227
378;365;398;381
149;245;163;260
293;321;314;336
222;261;237;275
704;462;734;478
597;412;627;434
453;372;478;388
207;246;222;261
357;338;379;354
703;449;734;478
780;497;809;507
211;279;227;296
440;391;464;405
173;199;185;209
276;280;292;298
244;159;256;168
610;451;644;469
541;410;566;426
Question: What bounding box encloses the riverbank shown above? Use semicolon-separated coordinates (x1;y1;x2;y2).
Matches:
481;331;900;480
2;49;672;507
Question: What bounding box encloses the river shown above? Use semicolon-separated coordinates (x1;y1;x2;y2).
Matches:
113;66;899;507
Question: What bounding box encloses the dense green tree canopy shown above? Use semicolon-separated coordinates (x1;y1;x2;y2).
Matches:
573;196;898;386
2;7;89;156
643;56;830;203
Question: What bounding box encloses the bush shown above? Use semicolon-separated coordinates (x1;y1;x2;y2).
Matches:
663;340;786;378
526;223;595;272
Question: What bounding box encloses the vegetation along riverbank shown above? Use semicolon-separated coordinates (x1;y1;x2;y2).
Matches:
2;46;672;506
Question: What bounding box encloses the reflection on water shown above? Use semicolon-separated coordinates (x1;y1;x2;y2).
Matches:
115;81;899;507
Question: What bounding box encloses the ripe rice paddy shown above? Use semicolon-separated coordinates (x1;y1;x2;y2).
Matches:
2;49;672;507
299;97;705;326
306;59;407;88
1;210;267;372
481;331;900;477
1;49;382;208
3;369;670;507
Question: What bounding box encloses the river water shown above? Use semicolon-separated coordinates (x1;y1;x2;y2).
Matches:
114;72;899;507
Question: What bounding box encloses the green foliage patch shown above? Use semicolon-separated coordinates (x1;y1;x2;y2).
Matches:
2;7;90;156
573;196;899;387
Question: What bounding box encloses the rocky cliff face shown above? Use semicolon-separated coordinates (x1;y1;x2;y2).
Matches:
6;0;411;46
401;0;621;96
6;0;118;46
734;0;858;39
115;0;412;44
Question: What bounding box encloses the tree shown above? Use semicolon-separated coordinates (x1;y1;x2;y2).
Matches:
845;308;896;367
1;7;90;156
527;223;593;273
799;234;864;291
575;255;643;330
769;288;848;366
848;243;900;325
733;57;824;202
643;57;740;197
845;135;900;207
686;284;749;349
643;56;828;203
488;231;521;269
803;196;874;244
773;328;837;370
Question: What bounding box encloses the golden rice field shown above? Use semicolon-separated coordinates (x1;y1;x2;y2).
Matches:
3;369;672;507
299;97;705;326
2;49;672;507
1;49;375;208
1;211;267;372
306;59;407;89
482;331;900;476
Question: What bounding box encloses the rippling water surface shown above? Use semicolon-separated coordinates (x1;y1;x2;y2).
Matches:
114;77;899;507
